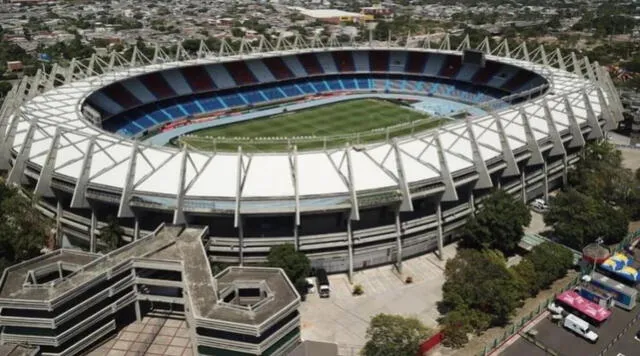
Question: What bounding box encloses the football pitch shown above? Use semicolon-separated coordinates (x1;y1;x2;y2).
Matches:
178;99;445;152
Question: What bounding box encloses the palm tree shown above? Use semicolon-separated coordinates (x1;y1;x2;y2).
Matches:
99;216;125;252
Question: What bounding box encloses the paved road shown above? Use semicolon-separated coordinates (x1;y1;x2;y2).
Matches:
604;322;640;356
502;247;640;356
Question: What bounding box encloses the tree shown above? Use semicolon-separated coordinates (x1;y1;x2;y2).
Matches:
439;307;490;348
526;242;574;289
441;249;522;327
511;258;539;297
462;189;531;254
231;27;245;38
362;314;432;356
567;140;640;218
0;183;52;275
266;244;311;296
544;189;628;249
99;216;125;251
0;82;12;97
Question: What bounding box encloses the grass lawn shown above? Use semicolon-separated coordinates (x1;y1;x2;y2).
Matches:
179;99;444;152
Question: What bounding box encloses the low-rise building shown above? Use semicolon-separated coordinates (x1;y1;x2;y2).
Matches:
0;225;301;356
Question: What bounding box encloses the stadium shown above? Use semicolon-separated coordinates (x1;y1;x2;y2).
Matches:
0;34;622;280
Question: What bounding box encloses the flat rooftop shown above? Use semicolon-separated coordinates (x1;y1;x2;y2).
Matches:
0;344;38;356
0;226;182;302
0;224;299;327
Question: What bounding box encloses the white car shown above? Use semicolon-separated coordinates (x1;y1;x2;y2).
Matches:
531;199;550;212
548;302;564;315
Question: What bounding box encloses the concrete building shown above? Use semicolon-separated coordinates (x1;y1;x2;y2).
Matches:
0;225;301;355
0;34;623;283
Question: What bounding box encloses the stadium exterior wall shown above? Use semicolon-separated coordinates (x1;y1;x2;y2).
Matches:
0;35;624;278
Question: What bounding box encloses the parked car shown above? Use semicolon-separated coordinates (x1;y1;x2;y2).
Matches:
563;314;599;343
548;302;564;315
531;199;550;212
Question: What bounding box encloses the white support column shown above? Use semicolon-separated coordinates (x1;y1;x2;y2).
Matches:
394;209;402;273
27;70;42;98
293;223;299;251
571;52;582;77
469;190;475;218
493;114;520;177
436;200;444;261
118;141;138;218
344;146;360;221
238;215;244;266
173;146;188;225
466;119;492;189
347;218;354;282
541;100;567;158
134;216;140;241
583;57;596;82
290;145;301;237
596;87;619;131
7;122;36;185
90;208;97;253
521;168;526;203
392;140;413;211
434;134;458;201
562;95;586;148
34;129;61;198
555;48;566;70
543;159;549;203
521;42;530;61
519;108;544;165
234;147;244;228
539;45;549;66
56;200;63;247
582;91;604;139
133;270;142;321
562;154;569;187
0;114;20;171
70;137;96;209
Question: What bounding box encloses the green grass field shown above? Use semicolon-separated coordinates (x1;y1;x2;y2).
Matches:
178;99;444;152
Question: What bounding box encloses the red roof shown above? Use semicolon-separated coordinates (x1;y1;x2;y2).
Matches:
556;290;612;322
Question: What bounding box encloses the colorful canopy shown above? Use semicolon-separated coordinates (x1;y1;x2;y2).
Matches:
600;258;624;272
611;253;633;267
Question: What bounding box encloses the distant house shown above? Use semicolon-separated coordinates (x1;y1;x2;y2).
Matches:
6;61;23;72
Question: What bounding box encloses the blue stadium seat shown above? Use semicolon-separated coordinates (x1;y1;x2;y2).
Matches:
262;87;286;100
341;79;357;89
297;82;316;94
280;84;302;97
181;101;202;115
311;80;329;92
356;78;370;89
220;93;245;108
243;90;267;105
164;103;184;119
200;98;225;111
148;106;171;123
326;79;342;90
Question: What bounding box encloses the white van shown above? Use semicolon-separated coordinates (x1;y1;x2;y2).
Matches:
563;314;599;343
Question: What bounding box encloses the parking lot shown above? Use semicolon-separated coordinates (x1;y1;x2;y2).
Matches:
501;245;640;356
501;307;640;356
299;243;457;355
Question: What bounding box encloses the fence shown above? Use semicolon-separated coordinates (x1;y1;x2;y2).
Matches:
477;229;640;356
597;311;640;356
419;331;444;354
477;274;582;356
